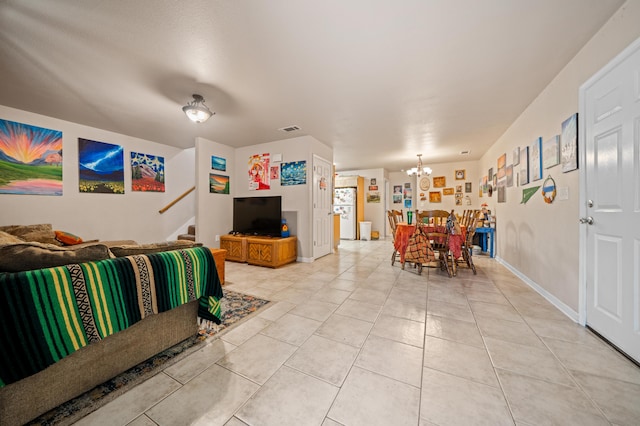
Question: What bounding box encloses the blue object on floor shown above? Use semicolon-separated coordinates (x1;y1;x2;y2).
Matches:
475;227;495;258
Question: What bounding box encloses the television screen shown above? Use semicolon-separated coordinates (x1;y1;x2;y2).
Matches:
233;196;282;237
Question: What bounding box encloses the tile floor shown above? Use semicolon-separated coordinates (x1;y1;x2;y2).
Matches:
76;239;640;426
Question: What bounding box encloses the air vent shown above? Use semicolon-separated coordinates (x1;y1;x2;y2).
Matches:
459;150;470;155
279;125;301;132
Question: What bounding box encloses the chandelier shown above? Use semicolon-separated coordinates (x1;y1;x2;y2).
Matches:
406;154;432;177
182;94;214;123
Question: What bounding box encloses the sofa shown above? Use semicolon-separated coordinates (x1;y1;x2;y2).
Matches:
0;224;227;426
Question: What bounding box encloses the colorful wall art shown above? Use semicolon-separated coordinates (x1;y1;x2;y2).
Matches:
209;173;230;194
211;155;226;171
280;160;306;186
131;152;165;192
78;138;124;194
561;113;578;173
248;153;270;190
0;119;63;195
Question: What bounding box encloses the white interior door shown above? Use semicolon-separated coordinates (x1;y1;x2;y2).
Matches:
313;155;332;259
580;36;640;362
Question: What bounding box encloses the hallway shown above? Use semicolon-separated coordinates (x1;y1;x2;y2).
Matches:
77;239;640;425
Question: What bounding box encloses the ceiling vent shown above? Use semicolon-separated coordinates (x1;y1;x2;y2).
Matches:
279;125;301;132
459;150;470;155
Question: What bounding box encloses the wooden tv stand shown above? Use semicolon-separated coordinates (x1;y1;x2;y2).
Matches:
220;235;297;268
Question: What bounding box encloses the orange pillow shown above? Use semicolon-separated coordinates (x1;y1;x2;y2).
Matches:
54;230;83;245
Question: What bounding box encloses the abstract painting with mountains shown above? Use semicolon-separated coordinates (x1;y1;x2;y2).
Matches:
131;151;165;192
78;138;124;194
0;119;63;195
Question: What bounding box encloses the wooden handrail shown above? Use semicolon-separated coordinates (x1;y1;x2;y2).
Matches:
159;186;195;214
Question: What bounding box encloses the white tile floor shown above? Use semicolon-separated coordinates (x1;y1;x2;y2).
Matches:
77;239;640;426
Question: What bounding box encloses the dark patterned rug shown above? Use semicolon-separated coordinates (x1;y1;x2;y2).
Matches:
28;290;270;425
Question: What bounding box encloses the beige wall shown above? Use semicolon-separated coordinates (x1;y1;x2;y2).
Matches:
480;1;640;316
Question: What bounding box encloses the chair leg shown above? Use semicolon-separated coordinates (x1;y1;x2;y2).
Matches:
391;250;397;265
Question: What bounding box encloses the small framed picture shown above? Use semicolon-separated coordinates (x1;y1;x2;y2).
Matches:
456;185;462;193
465;182;472;193
455;169;465;180
370;178;377;185
433;176;446;188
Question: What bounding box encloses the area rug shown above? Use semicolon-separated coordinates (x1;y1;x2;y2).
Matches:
28;290;270;426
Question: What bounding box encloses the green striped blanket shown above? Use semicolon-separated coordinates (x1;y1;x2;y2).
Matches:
0;247;223;387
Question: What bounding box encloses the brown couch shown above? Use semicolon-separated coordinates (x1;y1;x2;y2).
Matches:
0;224;226;425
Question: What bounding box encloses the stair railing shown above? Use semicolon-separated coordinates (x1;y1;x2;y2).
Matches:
159;186;195;214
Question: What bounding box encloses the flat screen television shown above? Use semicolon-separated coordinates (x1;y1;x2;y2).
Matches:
233;196;282;237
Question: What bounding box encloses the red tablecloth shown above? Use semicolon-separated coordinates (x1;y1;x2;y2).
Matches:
394;223;465;262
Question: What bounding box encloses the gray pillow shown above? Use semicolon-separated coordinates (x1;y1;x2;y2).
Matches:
0;242;112;273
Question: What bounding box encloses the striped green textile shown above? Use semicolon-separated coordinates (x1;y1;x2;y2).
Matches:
0;247;222;387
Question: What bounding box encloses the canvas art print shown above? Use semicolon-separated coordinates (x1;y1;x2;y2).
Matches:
0;119;63;195
520;146;529;186
497;153;506;179
78;138;124;194
543;135;560;169
209;173;230;194
131;152;165;192
561;113;578;172
249;153;270;190
270;166;279;180
531;137;543;181
280;160;306;186
211;155;226;171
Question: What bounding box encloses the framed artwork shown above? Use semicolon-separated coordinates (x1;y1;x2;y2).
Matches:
488;168;493;181
0;119;63;195
544;135;560;169
454;192;462;199
455;169;465;180
530;137;543;181
497;153;506;179
131;152;165;192
482;176;488;192
78;138;124;194
393;185;402;194
506;164;514;187
520;145;529;185
404;199;412;209
443;188;454;195
393;194;402;204
249;153;270;190
370;178;377;185
465;182;472;193
280;160;306;186
513;146;520;166
429;191;442;203
497;178;506;203
209;173;230;194
211;155;226;171
433;176;446;188
367;191;380;203
455;198;462;206
561;113;578;172
369;185;378;190
455;185;462;193
478;179;483;197
270;165;279;180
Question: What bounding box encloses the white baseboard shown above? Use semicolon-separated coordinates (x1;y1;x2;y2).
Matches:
297;257;314;263
496;256;579;323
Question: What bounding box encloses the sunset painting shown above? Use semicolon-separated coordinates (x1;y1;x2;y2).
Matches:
0;119;63;195
78;138;124;194
131;151;165;192
209;173;229;194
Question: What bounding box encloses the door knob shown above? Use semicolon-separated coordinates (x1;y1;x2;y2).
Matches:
579;217;594;225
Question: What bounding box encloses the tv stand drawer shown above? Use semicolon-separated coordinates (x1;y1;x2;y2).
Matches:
220;235;247;262
247;236;297;268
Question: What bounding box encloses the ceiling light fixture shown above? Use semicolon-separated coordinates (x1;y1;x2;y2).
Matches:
182;94;214;123
406;154;432;177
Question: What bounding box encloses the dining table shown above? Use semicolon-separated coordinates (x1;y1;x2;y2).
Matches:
393;222;466;274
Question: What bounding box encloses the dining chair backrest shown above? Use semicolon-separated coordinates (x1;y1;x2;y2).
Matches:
416;210;450;226
387;209;404;237
461;209;482;228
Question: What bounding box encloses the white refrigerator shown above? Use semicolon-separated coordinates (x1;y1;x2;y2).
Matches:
334;187;357;240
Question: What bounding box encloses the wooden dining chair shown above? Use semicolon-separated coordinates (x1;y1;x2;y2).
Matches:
424;228;453;277
416;209;450;226
387;209;404;265
457;213;479;274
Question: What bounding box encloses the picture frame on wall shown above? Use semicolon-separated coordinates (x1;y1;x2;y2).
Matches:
465;182;472;193
520;145;529;185
455;169;465;180
443;188;454;195
561;113;578;173
531;137;543;181
433;176;446;188
543;135;560;169
429;191;442;203
513;146;520;166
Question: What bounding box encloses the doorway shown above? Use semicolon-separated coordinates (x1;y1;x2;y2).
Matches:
579;36;640;363
312;155;333;259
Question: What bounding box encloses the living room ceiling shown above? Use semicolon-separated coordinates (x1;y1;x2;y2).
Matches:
0;0;624;172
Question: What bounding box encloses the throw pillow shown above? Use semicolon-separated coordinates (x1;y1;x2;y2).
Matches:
55;230;84;245
0;223;61;245
108;240;202;257
0;230;24;246
0;242;112;273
